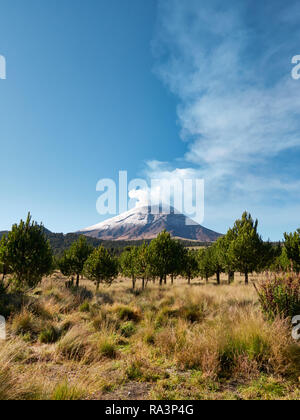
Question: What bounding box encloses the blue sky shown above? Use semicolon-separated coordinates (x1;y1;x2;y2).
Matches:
0;0;300;240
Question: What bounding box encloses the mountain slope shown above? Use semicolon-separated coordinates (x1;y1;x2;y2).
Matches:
80;206;222;241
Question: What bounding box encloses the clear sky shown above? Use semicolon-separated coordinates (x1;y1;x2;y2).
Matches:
0;0;300;240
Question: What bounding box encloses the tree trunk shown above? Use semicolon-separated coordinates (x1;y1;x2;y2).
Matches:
245;271;249;285
96;281;100;291
76;274;80;288
132;276;136;290
188;276;191;285
71;276;74;286
142;278;145;290
228;271;234;284
216;271;220;285
164;275;167;285
206;275;209;284
171;275;174;285
159;276;163;286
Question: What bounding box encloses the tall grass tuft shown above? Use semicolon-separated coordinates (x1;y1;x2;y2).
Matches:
51;382;85;400
11;309;41;339
254;273;300;319
39;325;59;344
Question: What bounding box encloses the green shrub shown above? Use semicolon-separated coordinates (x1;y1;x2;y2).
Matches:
115;305;140;322
219;333;271;378
126;360;143;380
160;307;179;318
99;338;117;358
22;332;33;342
255;274;300;319
52;382;85;400
238;375;287;400
39;325;59;344
180;304;205;323
59;321;72;335
79;301;90;313
155;304;205;326
155;307;178;328
144;331;155;345
120;321;136;338
101;382;114;393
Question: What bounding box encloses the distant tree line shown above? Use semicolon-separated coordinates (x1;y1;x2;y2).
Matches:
118;212;277;288
1;211;300;293
0;229;210;258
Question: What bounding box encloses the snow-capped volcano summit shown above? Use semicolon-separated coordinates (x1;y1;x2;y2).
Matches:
79;205;221;242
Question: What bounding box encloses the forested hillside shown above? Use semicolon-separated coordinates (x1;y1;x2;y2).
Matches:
0;229;210;257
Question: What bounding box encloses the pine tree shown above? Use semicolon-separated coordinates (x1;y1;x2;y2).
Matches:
148;230;176;286
210;241;224;285
58;251;76;287
283;229;300;273
216;232;236;284
197;247;215;283
258;241;278;272
3;213;53;289
120;247;139;290
67;236;93;287
182;249;198;285
169;240;185;285
84;246;118;290
135;242;151;290
228;212;264;284
269;244;288;272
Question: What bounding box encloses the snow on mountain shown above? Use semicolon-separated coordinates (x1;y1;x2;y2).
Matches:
79;206;221;242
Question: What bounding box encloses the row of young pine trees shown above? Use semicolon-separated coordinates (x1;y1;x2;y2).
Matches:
0;211;300;293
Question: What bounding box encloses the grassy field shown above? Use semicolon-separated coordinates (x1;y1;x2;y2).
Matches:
0;273;300;400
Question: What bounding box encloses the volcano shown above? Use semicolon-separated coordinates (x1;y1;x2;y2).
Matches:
79;206;221;242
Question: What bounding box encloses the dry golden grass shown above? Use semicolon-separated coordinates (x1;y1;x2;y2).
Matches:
0;272;299;400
